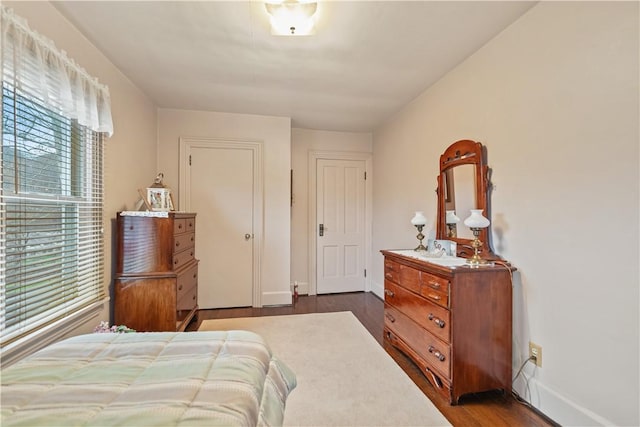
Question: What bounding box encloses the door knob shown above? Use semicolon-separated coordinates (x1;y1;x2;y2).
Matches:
244;233;252;240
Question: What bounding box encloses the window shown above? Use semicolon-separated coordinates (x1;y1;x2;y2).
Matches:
1;7;112;355
1;82;105;346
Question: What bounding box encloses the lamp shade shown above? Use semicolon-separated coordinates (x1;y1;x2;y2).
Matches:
411;211;427;226
445;210;460;224
463;209;490;229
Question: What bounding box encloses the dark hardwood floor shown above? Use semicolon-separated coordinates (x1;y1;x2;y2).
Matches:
186;292;557;427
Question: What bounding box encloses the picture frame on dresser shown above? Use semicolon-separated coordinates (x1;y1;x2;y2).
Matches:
146;187;174;211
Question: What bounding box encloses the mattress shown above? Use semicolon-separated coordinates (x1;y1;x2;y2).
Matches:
1;330;296;426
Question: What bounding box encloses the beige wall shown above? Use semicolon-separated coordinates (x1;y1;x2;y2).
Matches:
157;109;292;305
372;2;638;426
6;2;159;336
291;128;373;293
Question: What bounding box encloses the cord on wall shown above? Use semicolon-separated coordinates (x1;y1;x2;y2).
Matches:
512;355;536;409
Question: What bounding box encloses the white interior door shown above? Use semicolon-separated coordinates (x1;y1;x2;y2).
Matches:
316;159;366;294
188;145;254;308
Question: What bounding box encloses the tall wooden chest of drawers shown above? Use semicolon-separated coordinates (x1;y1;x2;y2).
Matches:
114;212;198;332
381;250;512;404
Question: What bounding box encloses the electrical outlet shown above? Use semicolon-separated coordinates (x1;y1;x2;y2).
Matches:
529;342;542;367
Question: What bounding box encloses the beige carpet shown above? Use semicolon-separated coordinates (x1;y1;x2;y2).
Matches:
199;311;451;426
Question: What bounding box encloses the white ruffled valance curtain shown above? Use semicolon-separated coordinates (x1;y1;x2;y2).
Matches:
1;6;113;136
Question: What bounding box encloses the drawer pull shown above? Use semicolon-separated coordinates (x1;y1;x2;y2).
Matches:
190;251;194;257
193;273;197;279
427;281;441;289
428;345;446;362
178;285;183;291
193;295;196;300
384;289;395;298
174;259;179;265
178;224;183;229
428;313;445;328
385;313;396;323
175;241;180;247
191;236;195;242
427;293;441;301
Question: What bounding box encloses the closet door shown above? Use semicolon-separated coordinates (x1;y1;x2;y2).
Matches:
187;144;254;308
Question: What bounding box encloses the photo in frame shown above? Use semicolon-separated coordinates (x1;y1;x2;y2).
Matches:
146;187;174;211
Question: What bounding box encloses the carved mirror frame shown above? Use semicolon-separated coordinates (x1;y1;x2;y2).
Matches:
436;139;499;260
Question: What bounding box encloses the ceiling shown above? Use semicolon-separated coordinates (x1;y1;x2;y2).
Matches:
53;1;536;132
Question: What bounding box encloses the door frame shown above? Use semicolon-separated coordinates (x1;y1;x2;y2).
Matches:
308;151;372;296
179;136;264;307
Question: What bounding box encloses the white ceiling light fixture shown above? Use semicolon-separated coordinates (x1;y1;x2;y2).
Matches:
265;0;318;36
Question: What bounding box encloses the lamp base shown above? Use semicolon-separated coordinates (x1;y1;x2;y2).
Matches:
414;225;426;252
466;255;488;267
467;227;488;267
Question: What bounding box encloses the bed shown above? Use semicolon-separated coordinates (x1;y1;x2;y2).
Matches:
1;330;296;426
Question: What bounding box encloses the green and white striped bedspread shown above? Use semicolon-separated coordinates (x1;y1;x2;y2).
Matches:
1;331;296;426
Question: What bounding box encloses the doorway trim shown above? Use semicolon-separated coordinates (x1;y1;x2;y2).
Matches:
179;136;264;307
308;150;372;296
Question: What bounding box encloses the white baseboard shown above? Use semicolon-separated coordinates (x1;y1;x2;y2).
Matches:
370;279;384;299
514;374;615;426
261;291;292;306
290;282;380;297
290;281;309;295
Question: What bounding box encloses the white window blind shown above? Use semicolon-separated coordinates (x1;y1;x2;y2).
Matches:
1;83;105;346
1;7;111;348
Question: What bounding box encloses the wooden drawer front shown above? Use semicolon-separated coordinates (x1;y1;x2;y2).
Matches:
177;264;198;302
384;279;399;305
399;264;420;294
173;248;195;270
384;328;452;401
177;281;197;311
185;217;196;233
385;304;451;379
421;271;449;293
174;232;195;254
420;287;449;308
384;259;400;283
174;218;187;234
420;271;450;308
385;281;450;343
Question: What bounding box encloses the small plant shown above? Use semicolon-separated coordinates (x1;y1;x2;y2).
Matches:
93;321;135;333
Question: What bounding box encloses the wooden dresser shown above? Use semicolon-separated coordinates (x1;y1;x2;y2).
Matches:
381;250;512;404
114;212;198;332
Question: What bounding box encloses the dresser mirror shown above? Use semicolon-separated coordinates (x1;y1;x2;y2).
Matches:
443;164;476;239
436;139;498;259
